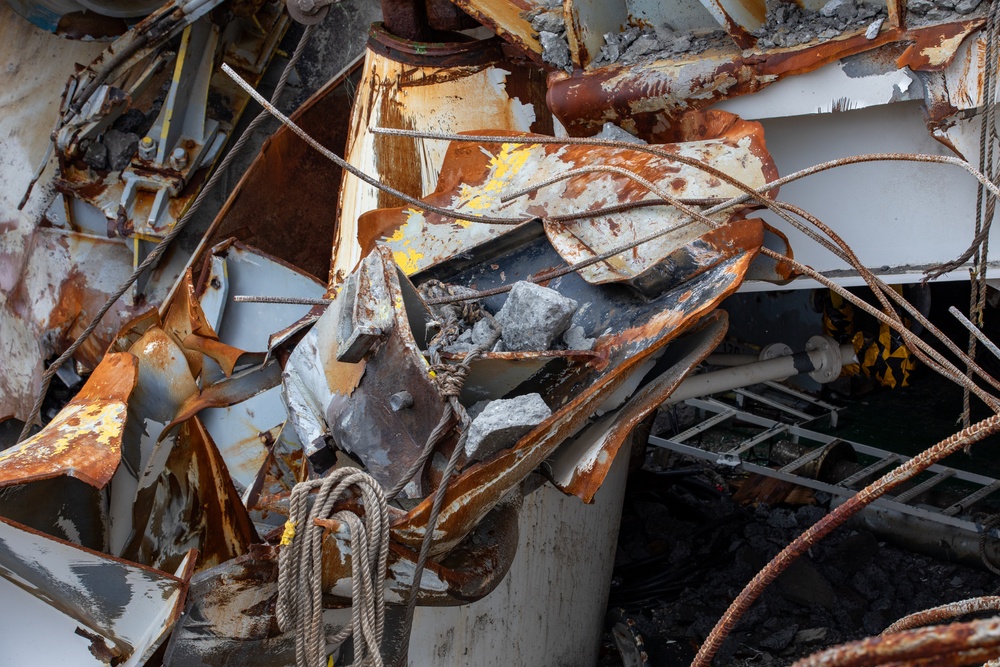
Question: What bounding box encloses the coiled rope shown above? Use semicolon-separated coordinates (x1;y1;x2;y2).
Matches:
277;469;390;667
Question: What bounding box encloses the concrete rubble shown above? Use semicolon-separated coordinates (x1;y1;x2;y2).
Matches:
753;0;888;49
5;0;1000;665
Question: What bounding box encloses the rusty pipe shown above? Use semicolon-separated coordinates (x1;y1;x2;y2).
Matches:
790;617;1000;667
884;597;1000;636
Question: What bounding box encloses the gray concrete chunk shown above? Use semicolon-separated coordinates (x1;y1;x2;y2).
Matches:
563;325;595;351
465;394;552;461
496;281;578;351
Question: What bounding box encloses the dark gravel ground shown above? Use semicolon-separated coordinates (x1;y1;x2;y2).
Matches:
597;464;999;666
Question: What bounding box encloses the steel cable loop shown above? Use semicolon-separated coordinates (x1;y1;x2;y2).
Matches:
790;617;1000;667
691;414;1000;667
883;597;1000;635
277;468;390;667
16;23;318;442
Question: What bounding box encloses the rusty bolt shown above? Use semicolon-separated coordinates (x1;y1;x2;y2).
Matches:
170;147;189;170
138;136;156;160
390;391;414;411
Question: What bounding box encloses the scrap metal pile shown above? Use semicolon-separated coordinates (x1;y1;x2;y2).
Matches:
7;0;1000;665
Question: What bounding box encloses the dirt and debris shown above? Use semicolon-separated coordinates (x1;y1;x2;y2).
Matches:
103;129;140;171
752;0;887;49
526;4;573;72
599;460;999;666
594;26;723;67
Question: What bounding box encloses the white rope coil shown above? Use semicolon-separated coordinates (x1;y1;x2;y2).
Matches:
277;469;390;667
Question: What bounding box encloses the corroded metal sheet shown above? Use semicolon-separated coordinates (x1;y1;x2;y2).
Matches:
392;235;761;556
0;352;137;489
331;28;553;286
547;310;728;502
123;416;257;574
547;20;983;140
0;227;143;424
360;110;777;291
0;515;192;667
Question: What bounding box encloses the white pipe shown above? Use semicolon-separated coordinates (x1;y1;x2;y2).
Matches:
666;342;855;404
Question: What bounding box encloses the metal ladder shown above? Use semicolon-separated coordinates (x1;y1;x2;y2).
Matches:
649;394;1000;538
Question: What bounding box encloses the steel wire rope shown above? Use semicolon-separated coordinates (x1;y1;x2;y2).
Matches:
372;128;1000;395
883;596;1000;635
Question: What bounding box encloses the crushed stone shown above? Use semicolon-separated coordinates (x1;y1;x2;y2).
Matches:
594;26;723;67
752;0;887;49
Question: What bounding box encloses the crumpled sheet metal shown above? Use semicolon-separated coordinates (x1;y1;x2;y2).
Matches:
0;352;137;489
392;240;762;557
331;26;553;287
0;515;193;667
547;310;729;502
0;226;144;424
122;415;258;575
546;20;984;140
283;246;446;495
360;110;778;290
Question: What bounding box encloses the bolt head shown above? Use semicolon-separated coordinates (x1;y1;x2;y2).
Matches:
169;147;189;169
138;136;156;159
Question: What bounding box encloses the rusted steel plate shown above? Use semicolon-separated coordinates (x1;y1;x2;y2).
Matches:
359;110;777;291
0;352;137;489
331;28;552;287
392;240;761;556
447;0;544;62
547;310;729;502
123;416;257;574
162;545;352;667
284;246;446;494
0;227;144;424
546;20;983;140
0;515;192;667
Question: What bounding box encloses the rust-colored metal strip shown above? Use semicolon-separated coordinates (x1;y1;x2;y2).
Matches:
0;352;138;489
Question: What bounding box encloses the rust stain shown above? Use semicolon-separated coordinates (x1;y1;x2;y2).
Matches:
546;20;983;139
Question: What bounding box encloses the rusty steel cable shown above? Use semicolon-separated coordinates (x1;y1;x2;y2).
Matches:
16;23;319;443
689;414;1000;667
224;116;998;404
373;127;1000;400
883;597;1000;635
960;0;1000;428
370;128;1000;214
790;617;1000;667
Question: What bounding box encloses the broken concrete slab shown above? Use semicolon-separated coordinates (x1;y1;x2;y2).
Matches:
465;394;552;462
496;282;577;352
